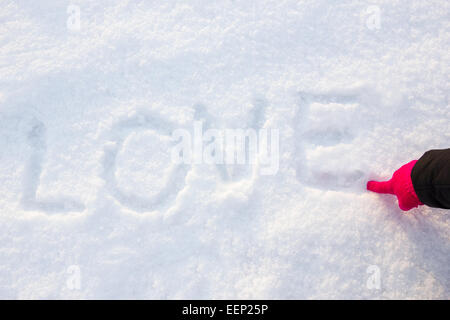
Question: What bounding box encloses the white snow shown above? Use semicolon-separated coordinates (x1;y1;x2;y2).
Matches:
0;0;449;299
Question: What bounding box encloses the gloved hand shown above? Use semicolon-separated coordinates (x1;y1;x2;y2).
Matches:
367;160;423;211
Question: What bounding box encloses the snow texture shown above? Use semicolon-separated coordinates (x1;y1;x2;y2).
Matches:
0;0;449;299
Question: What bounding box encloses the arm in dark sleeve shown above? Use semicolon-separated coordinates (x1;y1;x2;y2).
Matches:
411;148;450;209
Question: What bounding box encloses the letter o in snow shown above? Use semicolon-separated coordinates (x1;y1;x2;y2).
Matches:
101;111;190;213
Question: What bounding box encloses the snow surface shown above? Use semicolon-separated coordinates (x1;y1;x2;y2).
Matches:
0;0;449;299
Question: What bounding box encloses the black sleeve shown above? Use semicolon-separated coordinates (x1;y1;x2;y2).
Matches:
411;148;450;209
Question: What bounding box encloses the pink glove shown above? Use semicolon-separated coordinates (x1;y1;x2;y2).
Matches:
367;160;423;211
